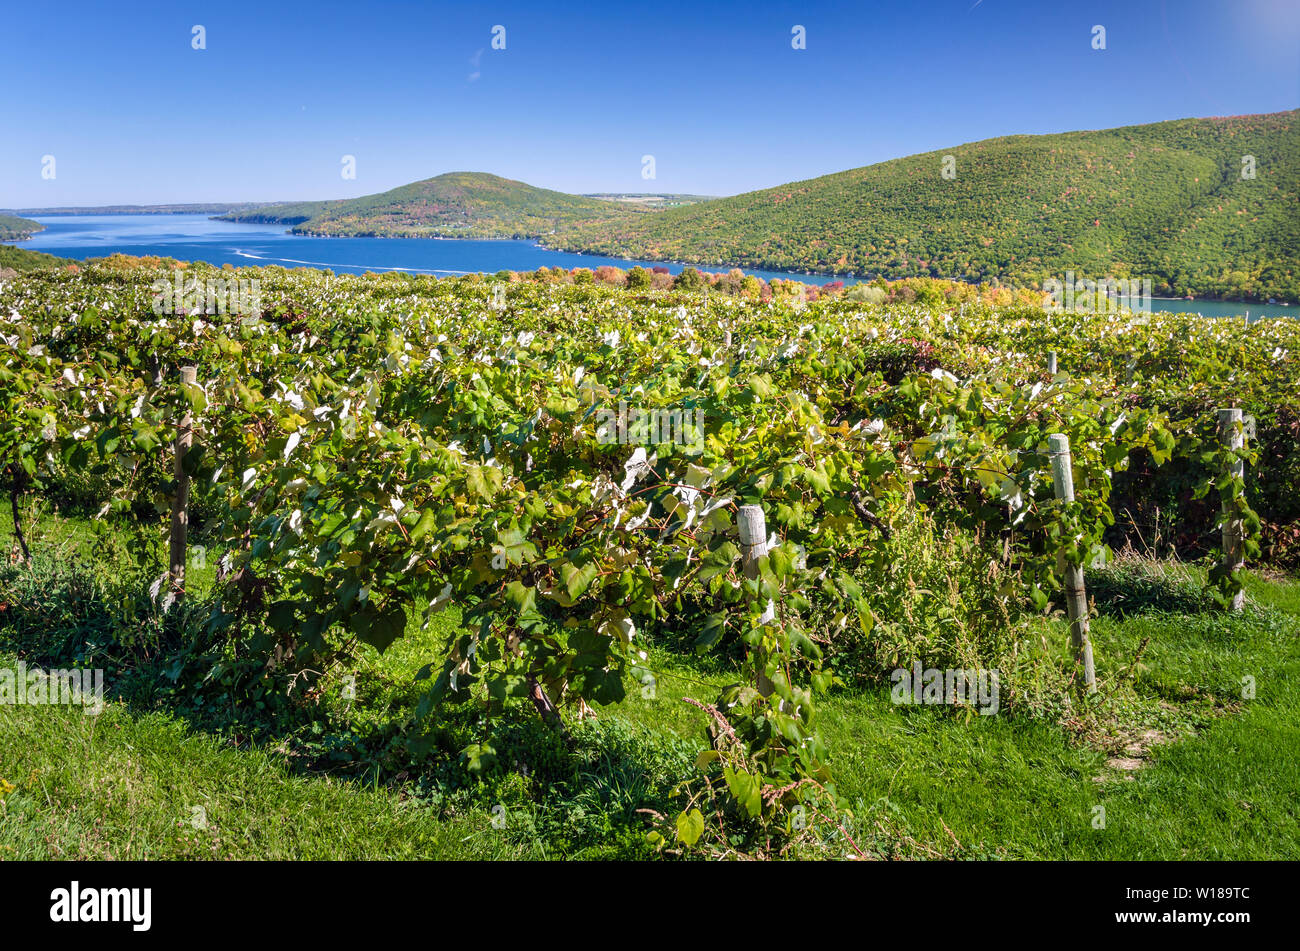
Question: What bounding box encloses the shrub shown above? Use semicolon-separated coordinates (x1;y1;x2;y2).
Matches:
594;265;625;287
845;284;886;305
673;267;705;291
811;512;1022;688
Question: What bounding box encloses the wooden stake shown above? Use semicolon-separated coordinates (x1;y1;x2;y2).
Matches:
1218;408;1246;612
737;504;776;697
169;366;197;597
1048;434;1097;693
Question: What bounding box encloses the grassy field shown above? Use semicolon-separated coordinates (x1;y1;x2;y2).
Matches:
2;512;1296;860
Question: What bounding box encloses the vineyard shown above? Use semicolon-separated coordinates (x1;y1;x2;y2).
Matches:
2;261;1298;858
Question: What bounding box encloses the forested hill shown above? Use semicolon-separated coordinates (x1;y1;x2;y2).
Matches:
217;172;641;239
0;244;70;275
0;214;45;241
548;111;1300;301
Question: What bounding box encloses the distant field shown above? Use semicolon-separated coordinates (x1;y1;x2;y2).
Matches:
584;193;716;209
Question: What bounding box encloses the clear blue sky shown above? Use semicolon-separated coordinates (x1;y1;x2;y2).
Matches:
2;0;1296;207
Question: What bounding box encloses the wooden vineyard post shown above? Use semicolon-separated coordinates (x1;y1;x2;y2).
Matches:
169;366;197;597
738;504;776;697
1048;434;1097;693
1218;408;1246;612
1047;351;1057;375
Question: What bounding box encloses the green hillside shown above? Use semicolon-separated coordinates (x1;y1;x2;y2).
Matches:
0;214;45;241
217;171;640;238
550;111;1300;300
0;243;69;275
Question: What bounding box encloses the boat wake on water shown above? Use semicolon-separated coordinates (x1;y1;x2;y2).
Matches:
228;247;471;276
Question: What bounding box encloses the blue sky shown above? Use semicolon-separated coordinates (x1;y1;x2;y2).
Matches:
1;0;1296;207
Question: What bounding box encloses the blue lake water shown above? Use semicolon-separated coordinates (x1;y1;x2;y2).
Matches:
21;214;850;286
19;214;1299;319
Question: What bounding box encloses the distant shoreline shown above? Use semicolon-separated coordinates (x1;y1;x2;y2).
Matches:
19;212;1295;310
6;205;272;217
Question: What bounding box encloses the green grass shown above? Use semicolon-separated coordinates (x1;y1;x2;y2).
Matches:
0;695;533;860
608;573;1300;859
2;512;1297;860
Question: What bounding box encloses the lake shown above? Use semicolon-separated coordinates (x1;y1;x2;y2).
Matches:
20;214;1299;319
21;214;849;286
